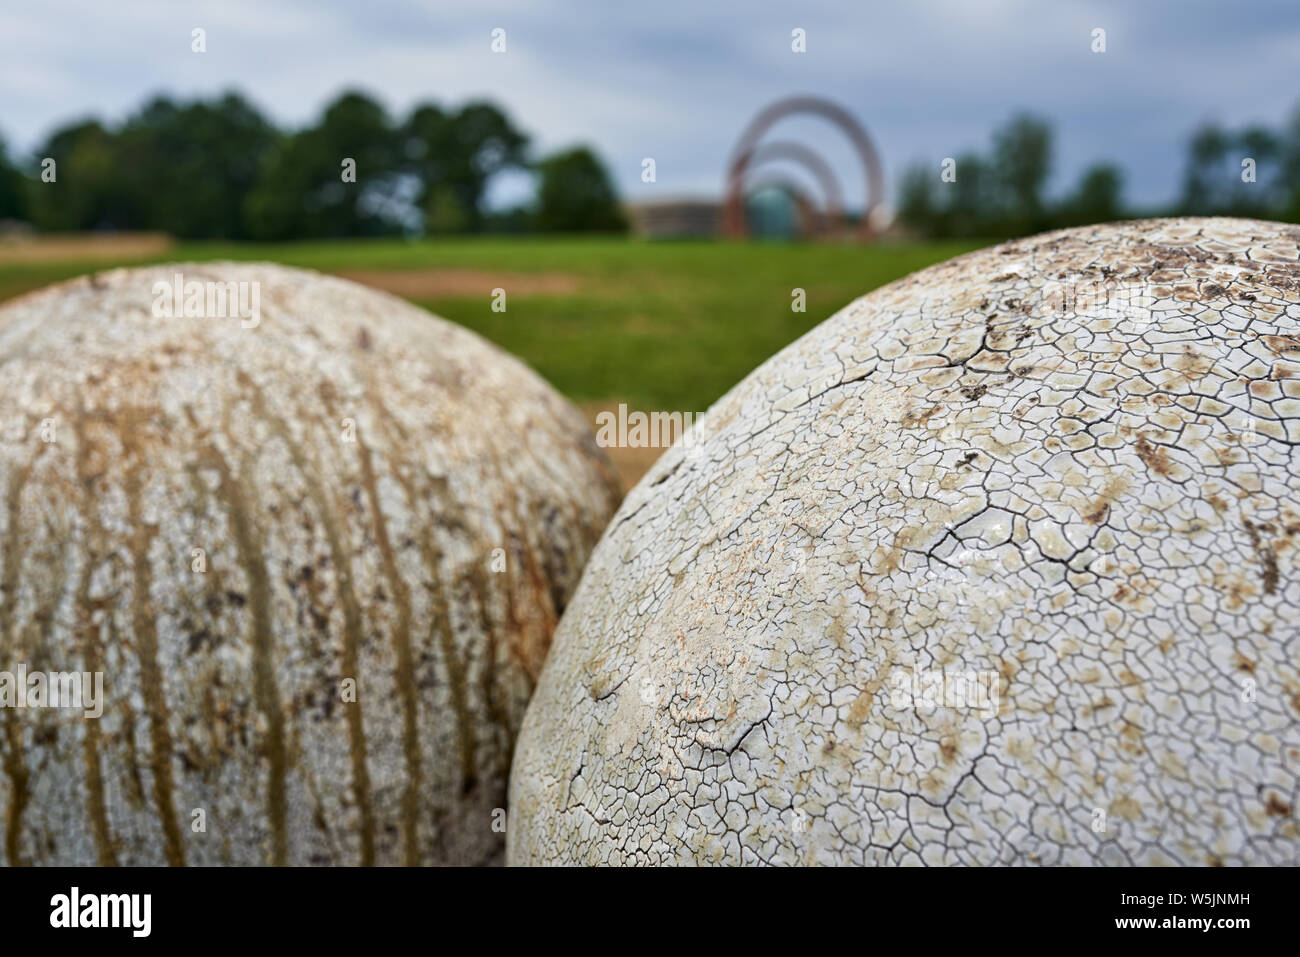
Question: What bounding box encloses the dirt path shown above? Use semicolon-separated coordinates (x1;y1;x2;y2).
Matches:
0;233;173;263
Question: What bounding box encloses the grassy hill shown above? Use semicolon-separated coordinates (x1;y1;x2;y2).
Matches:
0;236;981;415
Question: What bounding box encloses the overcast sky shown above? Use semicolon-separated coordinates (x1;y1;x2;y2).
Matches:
2;0;1297;212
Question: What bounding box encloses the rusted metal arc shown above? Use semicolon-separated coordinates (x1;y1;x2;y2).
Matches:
723;95;885;240
738;140;846;227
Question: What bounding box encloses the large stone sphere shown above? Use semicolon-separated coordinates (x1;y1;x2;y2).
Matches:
509;218;1300;866
0;262;619;865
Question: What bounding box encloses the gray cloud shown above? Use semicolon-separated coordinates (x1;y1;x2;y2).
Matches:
1;0;1296;210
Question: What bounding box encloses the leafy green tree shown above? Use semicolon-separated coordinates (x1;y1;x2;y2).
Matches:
535;146;625;232
897;163;938;236
1180;123;1230;214
1235;125;1283;214
401;101;528;233
1060;163;1124;226
1279;103;1300;222
1180;121;1287;216
897;116;1054;240
0;135;26;221
26;120;128;231
115;93;277;238
28;95;277;235
244;90;400;239
13;87;604;240
991;113;1053;233
424;182;473;234
947;152;999;237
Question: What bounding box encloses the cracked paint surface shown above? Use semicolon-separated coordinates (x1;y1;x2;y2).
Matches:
509;218;1300;866
0;263;620;865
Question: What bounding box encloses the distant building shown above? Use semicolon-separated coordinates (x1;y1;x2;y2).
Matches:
625;199;720;239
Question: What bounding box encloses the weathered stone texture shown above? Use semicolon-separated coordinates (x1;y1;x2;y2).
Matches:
0;263;620;865
510;219;1300;865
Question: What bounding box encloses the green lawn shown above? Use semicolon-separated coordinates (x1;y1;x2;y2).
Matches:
0;237;981;412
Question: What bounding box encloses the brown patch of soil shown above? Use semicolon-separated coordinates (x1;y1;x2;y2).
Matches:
0;233;173;263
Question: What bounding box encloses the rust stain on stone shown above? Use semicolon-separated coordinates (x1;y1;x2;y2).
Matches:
1133;435;1174;478
1242;518;1281;596
354;430;422;865
251;375;377;865
122;441;187;867
72;410;118;866
199;437;289;866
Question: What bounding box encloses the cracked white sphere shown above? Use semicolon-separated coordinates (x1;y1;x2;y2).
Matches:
509;218;1300;866
0;263;619;865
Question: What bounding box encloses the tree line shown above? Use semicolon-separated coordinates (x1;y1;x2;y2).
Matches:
900;107;1300;239
0;90;628;238
5;94;1299;242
